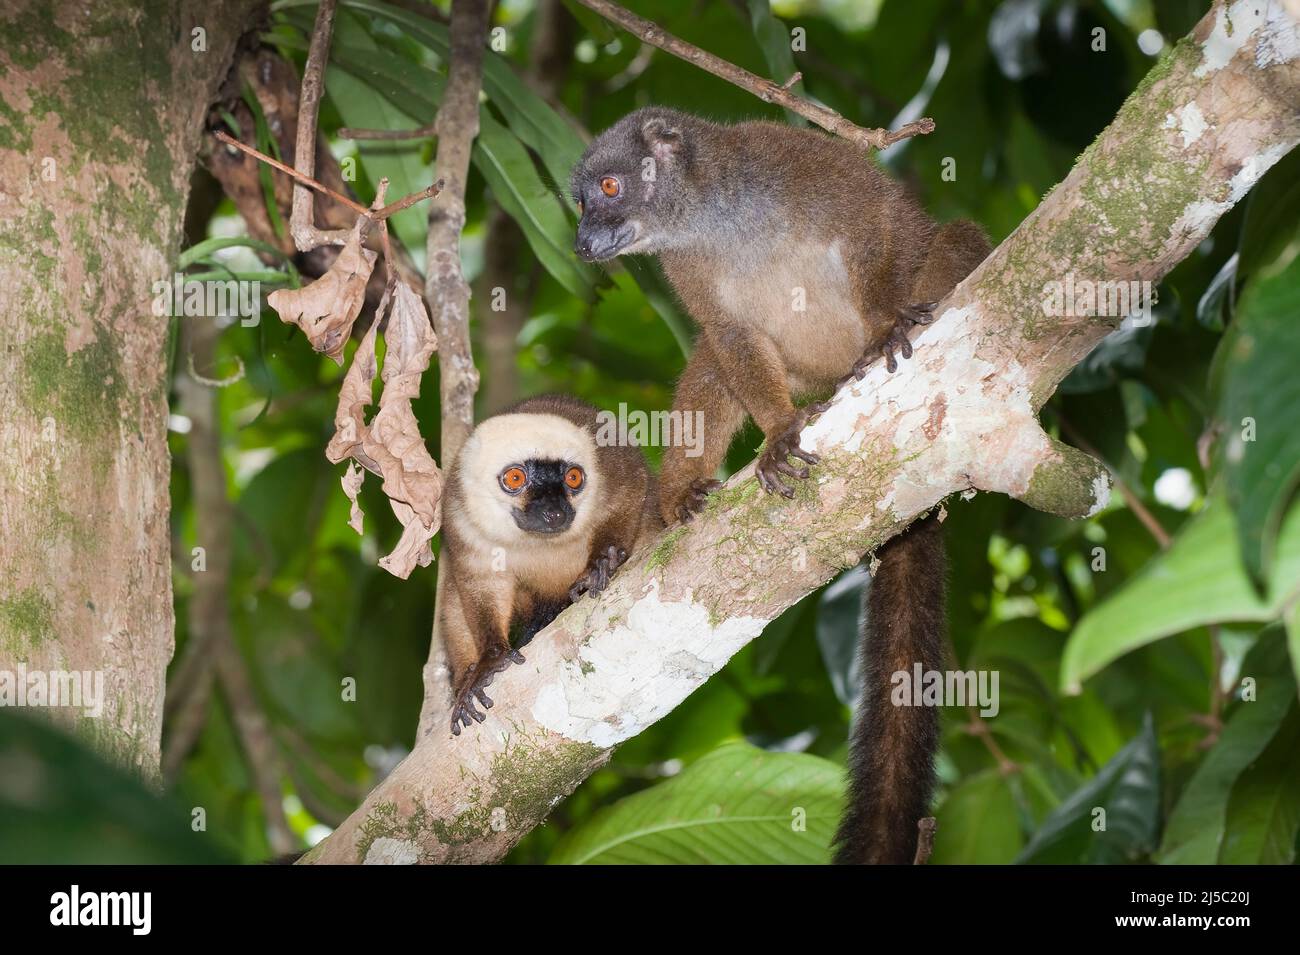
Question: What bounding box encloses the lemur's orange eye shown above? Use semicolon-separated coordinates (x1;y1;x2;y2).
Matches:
500;466;527;493
564;466;585;490
600;176;620;198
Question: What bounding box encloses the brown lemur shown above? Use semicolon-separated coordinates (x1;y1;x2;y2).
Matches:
572;108;990;864
440;394;660;735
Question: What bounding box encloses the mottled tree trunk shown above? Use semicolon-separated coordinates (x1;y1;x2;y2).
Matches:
0;0;264;779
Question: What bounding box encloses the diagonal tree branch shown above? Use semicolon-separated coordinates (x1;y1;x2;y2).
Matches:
575;0;934;149
304;0;1300;864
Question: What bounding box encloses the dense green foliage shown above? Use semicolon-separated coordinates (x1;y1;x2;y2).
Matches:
5;0;1297;866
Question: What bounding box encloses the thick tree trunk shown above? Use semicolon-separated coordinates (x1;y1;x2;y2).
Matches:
0;0;265;780
306;0;1300;864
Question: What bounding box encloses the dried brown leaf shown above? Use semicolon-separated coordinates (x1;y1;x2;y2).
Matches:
342;460;365;535
378;500;436;577
356;283;443;579
381;282;439;393
266;218;377;364
325;299;381;465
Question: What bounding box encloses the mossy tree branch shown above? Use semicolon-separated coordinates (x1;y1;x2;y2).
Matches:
304;0;1300;864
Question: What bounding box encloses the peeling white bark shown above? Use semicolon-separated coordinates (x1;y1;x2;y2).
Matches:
532;581;769;747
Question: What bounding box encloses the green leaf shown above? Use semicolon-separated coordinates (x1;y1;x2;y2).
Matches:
1158;632;1295;863
297;22;601;300
1218;702;1300;863
1287;601;1300;691
930;769;1024;864
183;269;294;285
1216;251;1300;585
335;0;587;191
476;112;602;300
815;566;866;706
322;10;437;254
1061;499;1300;691
617;256;693;357
242;83;289;241
0;710;233;863
178;236;290;270
1014;713;1160;864
548;742;843;864
1195;252;1236;332
743;0;804;103
1237;146;1300;277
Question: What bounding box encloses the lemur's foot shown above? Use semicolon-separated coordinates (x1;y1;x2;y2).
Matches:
755;401;831;498
840;301;939;383
450;642;526;736
569;544;630;602
672;477;722;524
882;301;938;373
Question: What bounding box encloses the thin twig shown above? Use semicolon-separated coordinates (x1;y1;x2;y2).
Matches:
215;130;368;215
291;0;352;249
214;634;298;855
337;123;436;141
213;131;442;223
374;179;445;220
574;0;933;150
161;655;215;783
965;708;1020;776
276;725;367;802
416;0;490;740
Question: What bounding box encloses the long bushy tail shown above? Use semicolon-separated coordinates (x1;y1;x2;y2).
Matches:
833;514;947;864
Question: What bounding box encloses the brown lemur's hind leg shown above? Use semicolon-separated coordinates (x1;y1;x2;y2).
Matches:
695;323;829;500
657;335;747;526
845;220;993;382
910;220;991;306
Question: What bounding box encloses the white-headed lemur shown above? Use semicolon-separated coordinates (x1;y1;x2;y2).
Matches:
440;394;660;735
571;107;991;864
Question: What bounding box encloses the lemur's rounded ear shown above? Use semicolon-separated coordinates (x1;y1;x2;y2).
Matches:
641;117;682;162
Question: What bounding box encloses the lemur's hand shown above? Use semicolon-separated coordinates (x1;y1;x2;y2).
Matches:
450;642;526;736
569;544;630;602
